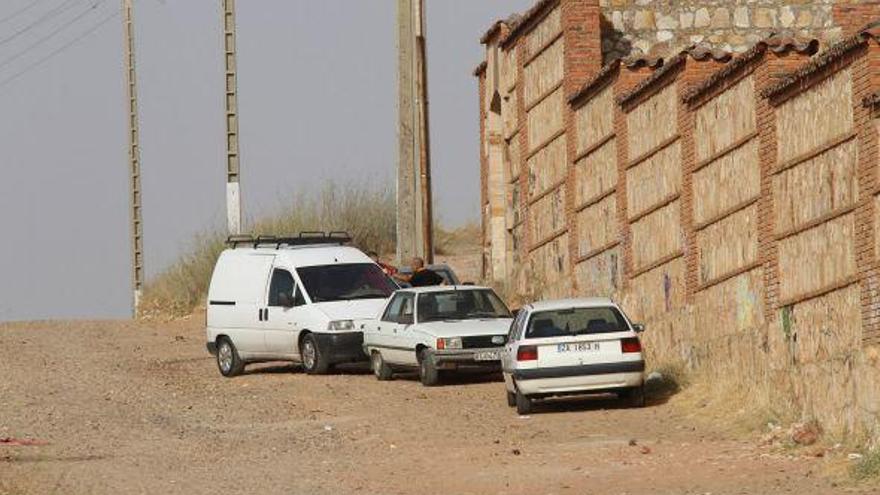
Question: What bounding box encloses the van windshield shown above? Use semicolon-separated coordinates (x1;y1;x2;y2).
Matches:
297;263;398;302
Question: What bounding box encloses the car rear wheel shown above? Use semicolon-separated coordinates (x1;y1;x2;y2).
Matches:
418;349;440;387
515;388;532;415
621;385;646;408
506;390;516;407
301;334;330;375
216;337;245;377
371;351;393;381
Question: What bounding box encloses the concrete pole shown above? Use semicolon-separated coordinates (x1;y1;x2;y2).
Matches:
223;0;242;235
122;0;144;318
397;0;433;264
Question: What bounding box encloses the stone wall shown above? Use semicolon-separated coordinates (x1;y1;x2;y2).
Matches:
599;0;848;59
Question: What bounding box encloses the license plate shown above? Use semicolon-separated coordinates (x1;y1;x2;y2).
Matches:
474;350;501;361
556;342;601;353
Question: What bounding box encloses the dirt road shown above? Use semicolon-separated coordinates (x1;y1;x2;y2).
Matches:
0;319;872;495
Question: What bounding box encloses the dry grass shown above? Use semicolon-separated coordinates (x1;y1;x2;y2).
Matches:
852;448;880;481
139;182;396;319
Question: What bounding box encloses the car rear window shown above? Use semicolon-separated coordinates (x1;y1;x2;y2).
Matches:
525;307;629;338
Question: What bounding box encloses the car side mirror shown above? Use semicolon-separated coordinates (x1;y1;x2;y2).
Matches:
398;314;414;325
278;292;294;308
632;323;645;333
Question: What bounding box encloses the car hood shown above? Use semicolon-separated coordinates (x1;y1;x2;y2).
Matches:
313;299;388;321
415;318;512;338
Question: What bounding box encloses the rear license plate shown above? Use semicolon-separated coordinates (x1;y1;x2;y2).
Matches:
556;342;601;353
474;350;501;361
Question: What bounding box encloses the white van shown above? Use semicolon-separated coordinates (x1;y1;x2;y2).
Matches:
205;233;399;377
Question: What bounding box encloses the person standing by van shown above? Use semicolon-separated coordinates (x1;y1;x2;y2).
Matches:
396;257;444;287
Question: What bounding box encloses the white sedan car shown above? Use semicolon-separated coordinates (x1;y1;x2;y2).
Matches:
501;298;646;414
362;286;514;386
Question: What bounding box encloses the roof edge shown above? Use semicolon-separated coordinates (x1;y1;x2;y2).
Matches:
500;0;559;50
761;22;880;100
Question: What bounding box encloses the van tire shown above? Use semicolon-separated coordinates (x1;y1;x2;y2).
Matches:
300;333;330;375
371;351;393;381
515;389;532;415
418;349;440;387
216;337;245;377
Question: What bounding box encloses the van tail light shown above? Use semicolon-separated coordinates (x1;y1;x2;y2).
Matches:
621;337;642;353
517;345;538;361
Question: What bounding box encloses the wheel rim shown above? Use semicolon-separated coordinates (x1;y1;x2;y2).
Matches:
372;353;382;376
302;339;316;370
218;342;233;373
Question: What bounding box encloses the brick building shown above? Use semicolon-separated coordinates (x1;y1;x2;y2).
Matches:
476;0;880;439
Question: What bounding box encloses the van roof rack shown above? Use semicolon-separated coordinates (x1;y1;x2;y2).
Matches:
226;231;352;249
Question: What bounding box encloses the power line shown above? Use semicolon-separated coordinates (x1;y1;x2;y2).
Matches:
0;0;51;26
0;0;84;47
0;8;119;89
0;0;108;72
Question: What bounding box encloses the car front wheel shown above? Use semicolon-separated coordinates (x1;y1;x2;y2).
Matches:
371;351;393;381
418;349;440;386
216;337;245;377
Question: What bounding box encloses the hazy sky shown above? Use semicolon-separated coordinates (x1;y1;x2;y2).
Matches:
0;0;533;321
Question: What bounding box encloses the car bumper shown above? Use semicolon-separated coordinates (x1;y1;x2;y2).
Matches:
434;347;503;368
313;332;367;364
511;361;645;396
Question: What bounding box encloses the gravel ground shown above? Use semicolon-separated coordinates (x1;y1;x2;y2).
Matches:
0;318;875;495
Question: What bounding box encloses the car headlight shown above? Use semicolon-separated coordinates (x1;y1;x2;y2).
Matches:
436;337;462;350
327;320;355;331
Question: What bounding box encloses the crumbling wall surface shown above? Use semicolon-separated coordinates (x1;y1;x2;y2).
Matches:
479;0;880;440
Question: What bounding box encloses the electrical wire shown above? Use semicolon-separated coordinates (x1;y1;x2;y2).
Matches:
0;0;84;47
0;0;108;71
0;0;51;26
0;8;120;90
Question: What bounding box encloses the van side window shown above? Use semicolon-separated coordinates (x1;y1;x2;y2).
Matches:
268;269;295;306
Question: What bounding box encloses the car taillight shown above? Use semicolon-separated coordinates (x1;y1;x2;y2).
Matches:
621;337;641;353
517;345;538;361
436;338;445;350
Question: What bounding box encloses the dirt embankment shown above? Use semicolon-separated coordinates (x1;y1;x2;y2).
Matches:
0;318;874;495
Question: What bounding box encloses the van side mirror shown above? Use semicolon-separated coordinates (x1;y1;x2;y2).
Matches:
398;314;414;325
632;323;645;333
278;292;295;308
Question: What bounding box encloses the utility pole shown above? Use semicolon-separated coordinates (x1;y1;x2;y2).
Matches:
122;0;144;318
397;0;433;264
415;0;434;264
223;0;242;235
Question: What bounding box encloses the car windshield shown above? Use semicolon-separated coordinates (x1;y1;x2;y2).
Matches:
296;263;398;302
417;289;511;322
525;306;630;338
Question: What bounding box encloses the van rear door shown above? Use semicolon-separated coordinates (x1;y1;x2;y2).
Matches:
207;251;275;356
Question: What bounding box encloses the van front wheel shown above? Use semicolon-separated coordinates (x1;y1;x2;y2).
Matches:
301;334;330;375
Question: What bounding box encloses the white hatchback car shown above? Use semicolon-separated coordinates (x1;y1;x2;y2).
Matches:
362;286;513;386
501;298;646;414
